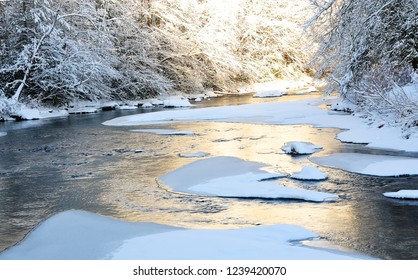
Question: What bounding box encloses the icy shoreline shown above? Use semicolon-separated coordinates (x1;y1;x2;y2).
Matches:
0;210;368;260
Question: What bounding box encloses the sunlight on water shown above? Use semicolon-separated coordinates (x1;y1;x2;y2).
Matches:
1;94;418;259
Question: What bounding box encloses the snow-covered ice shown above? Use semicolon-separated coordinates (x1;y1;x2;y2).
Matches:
291;166;328;181
130;129;194;135
282;141;322;155
0;132;6;137
163;96;192;107
141;102;153;108
311;153;418;176
118;105;138;110
383;190;418;199
179;152;209;158
0;210;365;260
253;82;287;98
296;86;319;95
102;97;418;152
159;156;337;202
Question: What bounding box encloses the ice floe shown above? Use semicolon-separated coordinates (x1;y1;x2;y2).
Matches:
130;129;194;135
291;166;328;181
311;153;418;176
159;156;337;202
383;190;418;199
282;141;322;155
0;210;365;260
178;152;209;158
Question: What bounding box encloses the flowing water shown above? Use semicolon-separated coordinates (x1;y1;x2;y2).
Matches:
1;94;418;259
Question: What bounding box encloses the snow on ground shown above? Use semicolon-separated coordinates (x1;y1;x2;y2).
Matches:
383;190;418;199
0;132;6;137
178;152;209;158
311;153;418;176
163;96;192;107
290;166;328;181
103;97;418;152
130;129;194;135
159;156;337;202
282;141;322;155
0;210;366;260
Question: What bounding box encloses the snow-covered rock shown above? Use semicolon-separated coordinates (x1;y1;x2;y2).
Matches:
130;129;194;135
141;102;153;108
118;105;138;110
178;152;209;158
160;156;337;202
0;210;365;260
282;141;322;155
68;107;99;114
311;153;418;176
151;99;164;106
383;190;418;199
194;97;202;102
163;96;192;107
0;132;7;137
290;166;328;181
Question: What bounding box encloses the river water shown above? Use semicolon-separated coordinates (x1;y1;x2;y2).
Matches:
1;94;418;259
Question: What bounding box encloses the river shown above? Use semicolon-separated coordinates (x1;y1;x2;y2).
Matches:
1;93;418;259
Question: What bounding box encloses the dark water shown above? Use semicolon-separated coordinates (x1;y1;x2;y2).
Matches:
1;94;418;259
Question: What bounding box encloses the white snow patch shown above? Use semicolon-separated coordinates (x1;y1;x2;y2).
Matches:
0;210;365;260
282;142;322;155
291;166;328;181
0;132;6;137
296;86;319;95
159;156;337;202
253;82;287;98
383;190;418;199
311;153;418;176
141;102;153;108
118;105;138;110
130;129;194;135
194;97;202;102
163;96;192;107
179;152;209;158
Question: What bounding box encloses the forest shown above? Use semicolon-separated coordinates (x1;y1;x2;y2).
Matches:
0;0;417;130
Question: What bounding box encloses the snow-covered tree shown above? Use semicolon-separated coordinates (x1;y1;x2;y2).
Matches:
307;0;418;125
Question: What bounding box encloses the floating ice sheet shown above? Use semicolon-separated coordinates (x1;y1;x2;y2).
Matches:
282;141;322;155
383;190;418;199
291;166;328;181
311;153;418;176
159;156;337;202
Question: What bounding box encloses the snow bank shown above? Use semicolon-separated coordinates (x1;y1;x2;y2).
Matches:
130;129;194;135
159;156;337;202
311;153;418;176
253;82;287;98
179;152;209;158
0;132;6;137
102;97;418;152
163;96;192;107
383;190;418;199
282;141;322;155
296;86;319;95
291;166;328;181
0;210;365;260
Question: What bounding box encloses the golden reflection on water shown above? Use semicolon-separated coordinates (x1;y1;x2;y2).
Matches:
97;120;359;250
